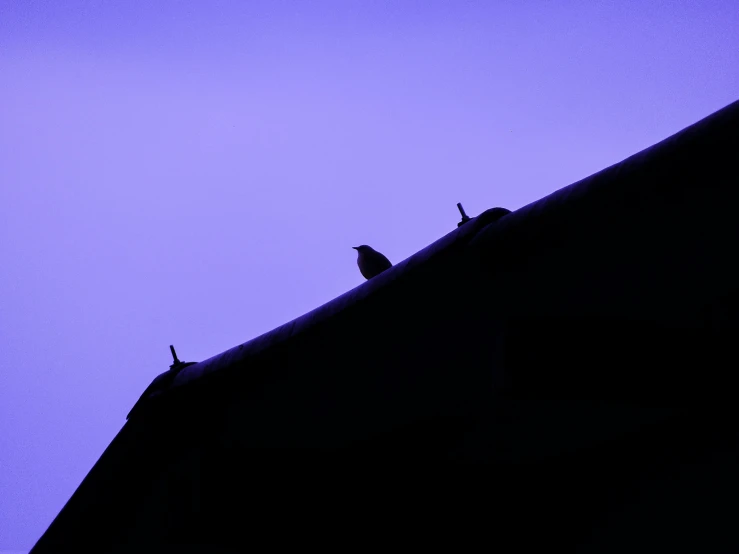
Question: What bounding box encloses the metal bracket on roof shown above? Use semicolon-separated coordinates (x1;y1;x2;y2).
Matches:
169;345;189;372
457;203;472;227
125;345;199;420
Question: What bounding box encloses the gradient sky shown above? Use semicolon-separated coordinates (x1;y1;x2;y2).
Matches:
1;0;737;550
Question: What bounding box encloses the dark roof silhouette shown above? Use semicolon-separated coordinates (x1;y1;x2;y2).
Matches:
33;99;739;553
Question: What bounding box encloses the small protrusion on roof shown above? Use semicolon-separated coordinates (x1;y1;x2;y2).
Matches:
457;202;472;227
124;345;199;420
169;345;188;372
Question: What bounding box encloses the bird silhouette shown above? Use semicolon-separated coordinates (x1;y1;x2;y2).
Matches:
353;245;392;280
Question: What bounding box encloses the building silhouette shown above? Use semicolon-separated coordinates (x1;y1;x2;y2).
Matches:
32;99;739;553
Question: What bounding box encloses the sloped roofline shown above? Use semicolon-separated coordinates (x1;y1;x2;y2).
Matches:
128;205;512;419
127;98;739;419
32;97;739;553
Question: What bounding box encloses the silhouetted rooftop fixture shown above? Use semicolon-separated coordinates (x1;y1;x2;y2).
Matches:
124;346;197;420
169;345;188;372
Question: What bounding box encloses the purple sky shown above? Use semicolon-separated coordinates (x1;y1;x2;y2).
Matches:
1;1;737;550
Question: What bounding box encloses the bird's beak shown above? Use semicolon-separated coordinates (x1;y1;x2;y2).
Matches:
352;246;359;250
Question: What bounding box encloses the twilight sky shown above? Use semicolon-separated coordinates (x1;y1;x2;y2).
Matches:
1;0;737;550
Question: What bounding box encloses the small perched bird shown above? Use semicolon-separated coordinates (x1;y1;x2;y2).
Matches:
353;245;392;280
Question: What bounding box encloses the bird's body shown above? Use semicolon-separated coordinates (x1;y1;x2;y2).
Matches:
353;245;392;280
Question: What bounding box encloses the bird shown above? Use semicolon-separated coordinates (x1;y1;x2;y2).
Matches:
353;245;392;280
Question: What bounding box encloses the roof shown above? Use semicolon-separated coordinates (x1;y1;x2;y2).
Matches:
126;96;739;417
32;98;739;553
126;204;513;420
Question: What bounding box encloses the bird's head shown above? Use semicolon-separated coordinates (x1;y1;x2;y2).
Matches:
352;245;372;253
